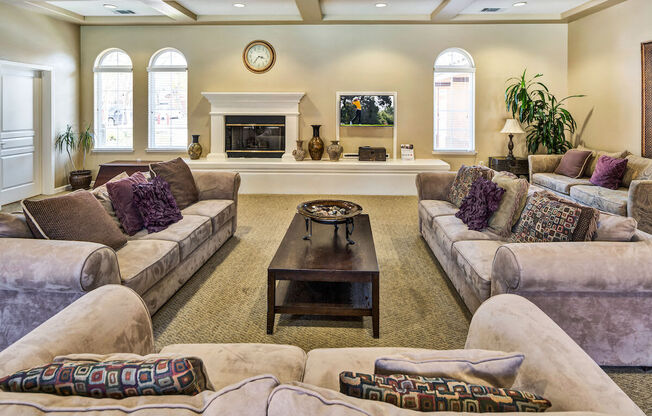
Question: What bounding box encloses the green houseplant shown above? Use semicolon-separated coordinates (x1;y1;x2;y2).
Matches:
505;70;583;154
55;124;94;190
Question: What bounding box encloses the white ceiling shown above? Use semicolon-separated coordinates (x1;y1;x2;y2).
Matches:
47;0;163;16
176;0;300;17
321;0;443;18
459;0;589;15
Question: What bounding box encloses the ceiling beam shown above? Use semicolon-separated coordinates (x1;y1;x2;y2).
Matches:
430;0;475;22
295;0;322;23
24;1;85;23
429;0;450;21
137;0;197;22
561;0;627;22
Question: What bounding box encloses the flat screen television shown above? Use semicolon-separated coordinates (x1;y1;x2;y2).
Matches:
339;95;394;127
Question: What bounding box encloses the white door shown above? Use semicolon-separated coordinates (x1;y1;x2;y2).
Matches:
0;64;42;206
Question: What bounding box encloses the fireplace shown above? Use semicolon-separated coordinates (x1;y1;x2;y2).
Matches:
225;115;285;158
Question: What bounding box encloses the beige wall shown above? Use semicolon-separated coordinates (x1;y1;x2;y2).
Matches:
568;0;652;155
0;2;80;187
80;23;568;173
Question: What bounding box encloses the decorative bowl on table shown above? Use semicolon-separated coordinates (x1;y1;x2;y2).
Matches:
297;200;362;224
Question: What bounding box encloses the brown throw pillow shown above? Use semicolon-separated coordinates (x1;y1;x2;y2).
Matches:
150;158;199;210
554;149;593;178
488;172;529;236
22;191;127;250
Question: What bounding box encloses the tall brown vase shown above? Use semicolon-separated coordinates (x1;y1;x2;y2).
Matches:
308;124;324;160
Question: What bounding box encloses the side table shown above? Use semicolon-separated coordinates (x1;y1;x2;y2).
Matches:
94;160;161;189
488;156;529;181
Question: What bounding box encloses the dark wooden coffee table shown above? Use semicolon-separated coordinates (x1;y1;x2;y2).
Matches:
267;213;380;338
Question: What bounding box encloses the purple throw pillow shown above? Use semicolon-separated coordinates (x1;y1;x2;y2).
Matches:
590;156;628;190
455;178;506;231
106;172;149;235
132;176;183;233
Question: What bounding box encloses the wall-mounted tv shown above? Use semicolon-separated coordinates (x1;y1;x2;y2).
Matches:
339;95;394;127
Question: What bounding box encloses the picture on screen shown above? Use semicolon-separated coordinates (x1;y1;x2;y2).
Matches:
340;95;394;127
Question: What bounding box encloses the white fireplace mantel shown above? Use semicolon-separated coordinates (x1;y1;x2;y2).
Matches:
201;92;305;161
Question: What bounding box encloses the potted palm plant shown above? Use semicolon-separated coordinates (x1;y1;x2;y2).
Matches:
55;125;94;190
505;70;584;154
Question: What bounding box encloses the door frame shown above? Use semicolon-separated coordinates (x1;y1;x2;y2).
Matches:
0;59;55;197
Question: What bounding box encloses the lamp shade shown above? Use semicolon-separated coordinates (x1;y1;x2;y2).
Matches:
500;119;525;134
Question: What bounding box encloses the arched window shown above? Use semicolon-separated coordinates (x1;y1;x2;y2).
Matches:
433;48;475;153
148;48;188;150
94;48;133;150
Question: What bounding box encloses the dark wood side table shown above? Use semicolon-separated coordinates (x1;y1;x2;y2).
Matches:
93;160;161;189
488;156;529;180
267;214;380;338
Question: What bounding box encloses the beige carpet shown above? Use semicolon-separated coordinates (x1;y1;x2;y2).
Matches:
151;194;651;414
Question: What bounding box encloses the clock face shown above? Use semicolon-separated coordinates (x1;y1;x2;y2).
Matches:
244;41;275;73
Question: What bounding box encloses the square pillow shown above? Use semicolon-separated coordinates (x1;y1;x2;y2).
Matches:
554;149;593;178
22;191;127;250
447;165;494;208
150;158;199;210
106;171;149;235
0;356;212;398
488;172;529;236
594;213;638;242
373;349;524;388
454;178;505;231
339;372;551;412
590;155;628;190
510;192;585;243
542;192;599;241
132;176;183;233
91;171;129;229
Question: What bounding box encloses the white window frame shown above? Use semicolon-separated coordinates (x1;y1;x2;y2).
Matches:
93;48;134;152
147;48;188;152
433;47;476;155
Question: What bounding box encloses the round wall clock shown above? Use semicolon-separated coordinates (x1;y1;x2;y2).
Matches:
243;40;276;74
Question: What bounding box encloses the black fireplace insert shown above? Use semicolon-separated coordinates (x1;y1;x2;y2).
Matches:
225;115;285;158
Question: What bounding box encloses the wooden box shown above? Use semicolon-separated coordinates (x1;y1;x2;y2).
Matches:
358;146;387;161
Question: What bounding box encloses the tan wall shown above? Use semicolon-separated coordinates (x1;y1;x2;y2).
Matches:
568;0;652;155
0;2;80;187
80;23;568;173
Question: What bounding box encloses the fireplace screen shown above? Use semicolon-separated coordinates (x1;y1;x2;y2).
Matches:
225;115;285;158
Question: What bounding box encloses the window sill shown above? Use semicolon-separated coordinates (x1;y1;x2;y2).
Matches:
145;147;187;153
92;148;134;153
432;150;477;156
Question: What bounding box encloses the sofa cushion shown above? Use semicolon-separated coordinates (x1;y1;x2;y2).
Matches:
91;171;129;230
431;215;502;255
0;213;32;238
451;240;504;301
135;214;211;260
531;172;592;195
622;154;652;187
160;343;306;392
116;240;180;295
182;200;236;234
570;185;629;216
488;172;529;236
418;200;458;229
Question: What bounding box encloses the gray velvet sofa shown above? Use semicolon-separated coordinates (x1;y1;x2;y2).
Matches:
0;285;643;415
0;170;240;350
416;171;652;367
529;153;652;233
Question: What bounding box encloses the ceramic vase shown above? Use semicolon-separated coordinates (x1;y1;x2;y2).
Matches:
327;140;343;161
188;135;202;160
308;124;324;160
293;139;307;161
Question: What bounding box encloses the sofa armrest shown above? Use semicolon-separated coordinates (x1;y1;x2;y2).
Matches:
0;285;155;376
528;154;563;179
192;170;241;202
415;172;456;201
491;241;652;294
465;295;643;415
628;179;652;234
0;239;120;293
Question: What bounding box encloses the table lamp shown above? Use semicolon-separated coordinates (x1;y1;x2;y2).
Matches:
500;119;525;161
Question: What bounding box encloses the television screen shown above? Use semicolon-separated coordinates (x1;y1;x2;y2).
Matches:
340;95;394;127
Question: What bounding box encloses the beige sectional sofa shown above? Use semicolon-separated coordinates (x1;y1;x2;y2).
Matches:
0;170;240;350
529;152;652;233
416;171;652;367
0;285;644;415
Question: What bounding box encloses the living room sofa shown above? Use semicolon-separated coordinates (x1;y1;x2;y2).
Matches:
416;171;652;367
0;285;643;415
529;153;652;233
0;170;240;350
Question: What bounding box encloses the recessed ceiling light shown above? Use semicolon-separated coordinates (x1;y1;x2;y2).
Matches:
513;1;527;6
233;2;246;7
375;2;388;8
103;3;117;9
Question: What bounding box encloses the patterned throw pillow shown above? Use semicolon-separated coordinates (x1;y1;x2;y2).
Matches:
0;357;212;399
543;192;599;241
132;176;183;233
510;192;583;243
339;372;551;413
447;165;494;208
455;178;505;231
